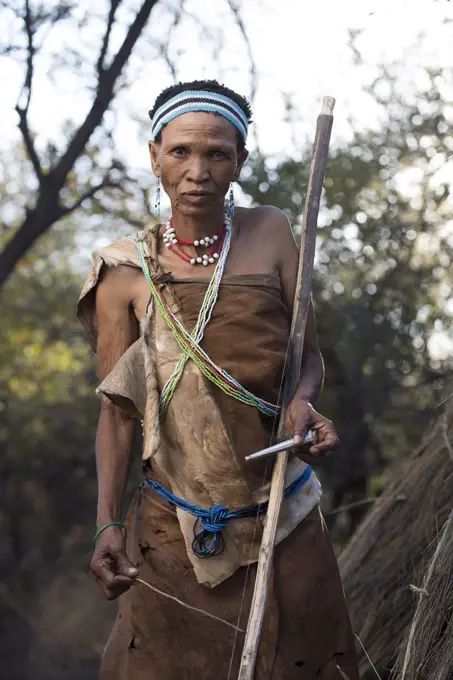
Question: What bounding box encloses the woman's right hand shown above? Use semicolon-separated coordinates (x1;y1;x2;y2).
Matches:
90;525;138;600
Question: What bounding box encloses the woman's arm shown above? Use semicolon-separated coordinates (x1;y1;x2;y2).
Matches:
91;265;140;600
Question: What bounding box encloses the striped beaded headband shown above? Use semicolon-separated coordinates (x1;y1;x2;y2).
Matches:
150;90;249;142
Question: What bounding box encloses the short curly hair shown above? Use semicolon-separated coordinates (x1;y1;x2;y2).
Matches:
149;79;252;150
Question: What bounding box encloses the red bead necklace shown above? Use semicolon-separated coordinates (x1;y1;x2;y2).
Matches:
162;219;226;266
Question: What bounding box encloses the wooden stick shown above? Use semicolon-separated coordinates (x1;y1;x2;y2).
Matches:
238;96;336;680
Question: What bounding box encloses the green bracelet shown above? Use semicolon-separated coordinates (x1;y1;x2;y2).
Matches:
93;521;127;549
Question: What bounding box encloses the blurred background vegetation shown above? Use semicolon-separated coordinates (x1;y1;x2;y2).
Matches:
1;1;452;678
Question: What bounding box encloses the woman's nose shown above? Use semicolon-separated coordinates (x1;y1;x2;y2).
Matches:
186;158;209;182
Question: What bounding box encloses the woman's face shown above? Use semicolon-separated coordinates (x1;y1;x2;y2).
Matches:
149;111;248;217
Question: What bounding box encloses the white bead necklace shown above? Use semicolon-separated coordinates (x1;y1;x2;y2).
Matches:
163;220;223;266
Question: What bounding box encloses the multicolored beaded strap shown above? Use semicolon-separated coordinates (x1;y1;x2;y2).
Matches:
159;213;232;415
135;219;280;419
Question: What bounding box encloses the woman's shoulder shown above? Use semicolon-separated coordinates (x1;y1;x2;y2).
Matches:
237;205;292;234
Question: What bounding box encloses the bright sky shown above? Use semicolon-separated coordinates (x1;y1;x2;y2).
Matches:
2;0;453;162
2;0;453;357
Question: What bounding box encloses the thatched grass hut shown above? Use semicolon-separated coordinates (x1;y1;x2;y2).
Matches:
338;397;453;678
392;510;453;680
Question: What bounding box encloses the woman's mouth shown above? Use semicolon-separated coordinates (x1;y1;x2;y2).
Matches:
183;192;214;203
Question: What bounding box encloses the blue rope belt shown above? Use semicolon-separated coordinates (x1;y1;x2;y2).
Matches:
142;465;312;559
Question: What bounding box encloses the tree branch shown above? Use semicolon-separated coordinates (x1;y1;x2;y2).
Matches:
139;185;154;218
0;1;158;289
154;2;183;81
54;0;158;185
91;199;148;229
57;178;125;219
21;0;33;112
15;0;44;184
97;0;121;75
15;105;44;184
225;0;259;149
0;44;21;56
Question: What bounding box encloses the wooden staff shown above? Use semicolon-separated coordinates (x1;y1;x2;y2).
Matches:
238;96;336;680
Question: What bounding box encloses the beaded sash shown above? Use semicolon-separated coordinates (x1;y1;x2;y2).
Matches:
135;219;280;418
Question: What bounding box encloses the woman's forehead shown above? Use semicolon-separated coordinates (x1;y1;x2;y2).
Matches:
161;111;238;145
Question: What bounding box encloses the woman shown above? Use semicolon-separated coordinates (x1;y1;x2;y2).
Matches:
78;79;359;680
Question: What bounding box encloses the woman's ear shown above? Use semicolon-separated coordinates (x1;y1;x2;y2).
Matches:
148;141;160;178
236;148;249;179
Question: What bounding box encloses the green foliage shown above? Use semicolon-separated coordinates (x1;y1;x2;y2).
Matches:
240;67;453;512
0;224;106;678
0;224;98;574
1;280;96;468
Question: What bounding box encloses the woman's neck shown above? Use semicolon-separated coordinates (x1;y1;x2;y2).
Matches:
169;206;227;241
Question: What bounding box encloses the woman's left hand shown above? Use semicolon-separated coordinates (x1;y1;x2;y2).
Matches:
285;397;340;464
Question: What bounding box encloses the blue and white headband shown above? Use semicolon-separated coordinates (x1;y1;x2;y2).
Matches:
150;90;249;142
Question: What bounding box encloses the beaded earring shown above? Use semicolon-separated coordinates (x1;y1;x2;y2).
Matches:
228;183;235;218
154;177;161;218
